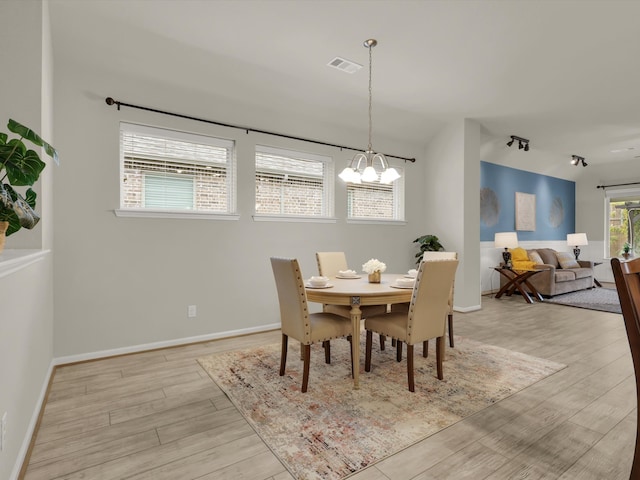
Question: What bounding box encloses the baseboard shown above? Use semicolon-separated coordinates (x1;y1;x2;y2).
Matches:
453;304;482;313
11;359;55;480
54;323;281;366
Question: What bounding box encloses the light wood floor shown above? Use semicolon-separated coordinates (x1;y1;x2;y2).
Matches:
21;290;635;479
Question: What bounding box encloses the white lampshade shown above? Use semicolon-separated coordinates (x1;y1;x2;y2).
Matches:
380;167;400;184
361;165;378;182
494;232;519;249
567;233;588;246
338;167;355;182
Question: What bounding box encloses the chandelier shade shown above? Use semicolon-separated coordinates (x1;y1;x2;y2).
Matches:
339;39;400;184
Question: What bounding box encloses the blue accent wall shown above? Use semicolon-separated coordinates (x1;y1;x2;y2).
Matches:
480;161;575;241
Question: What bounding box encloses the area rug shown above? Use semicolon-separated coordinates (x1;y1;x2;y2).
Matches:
545;287;621;314
198;335;566;480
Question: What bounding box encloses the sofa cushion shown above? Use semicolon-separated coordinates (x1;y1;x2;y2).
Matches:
528;250;544;265
555;270;577;282
571;267;593;280
536;248;559;267
556;251;580;269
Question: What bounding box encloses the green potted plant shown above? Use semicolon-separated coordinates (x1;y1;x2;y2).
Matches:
0;119;58;252
622;242;632;259
413;234;444;265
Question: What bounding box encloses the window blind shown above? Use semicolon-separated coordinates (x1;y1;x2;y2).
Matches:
120;123;235;214
255;145;333;217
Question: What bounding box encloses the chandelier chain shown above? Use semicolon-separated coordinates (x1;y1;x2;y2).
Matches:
367;42;373;152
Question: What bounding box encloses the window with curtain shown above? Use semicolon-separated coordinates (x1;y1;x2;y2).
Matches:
606;187;640;258
347;167;404;221
255;145;333;218
119;122;236;216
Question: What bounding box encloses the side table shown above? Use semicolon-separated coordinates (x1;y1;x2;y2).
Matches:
593;261;602;287
494;267;547;304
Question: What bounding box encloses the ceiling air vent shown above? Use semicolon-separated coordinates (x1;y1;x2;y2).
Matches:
327;57;362;74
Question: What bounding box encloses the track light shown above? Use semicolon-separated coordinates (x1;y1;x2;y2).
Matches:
507;135;530;151
571;155;587;167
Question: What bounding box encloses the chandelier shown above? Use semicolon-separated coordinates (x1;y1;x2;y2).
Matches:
339;39;400;184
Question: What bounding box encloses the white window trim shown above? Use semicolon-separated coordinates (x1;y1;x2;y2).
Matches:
252;214;337;223
114;209;240;220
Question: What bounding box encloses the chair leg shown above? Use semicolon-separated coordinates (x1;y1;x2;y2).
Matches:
436;336;444;380
380;334;386;351
396;340;403;362
448;313;454;347
279;334;288;376
301;344;311;392
365;330;373;372
323;340;331;364
407;344;415;392
392;338;397;347
423;340;428;357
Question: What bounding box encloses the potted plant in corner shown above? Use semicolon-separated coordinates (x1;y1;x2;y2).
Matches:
622;242;632;259
0;119;58;253
413;234;445;265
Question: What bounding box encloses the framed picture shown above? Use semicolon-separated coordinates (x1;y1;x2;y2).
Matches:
515;192;536;231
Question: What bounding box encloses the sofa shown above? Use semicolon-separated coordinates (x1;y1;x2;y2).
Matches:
500;247;594;297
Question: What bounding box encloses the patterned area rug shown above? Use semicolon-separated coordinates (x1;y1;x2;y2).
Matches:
545;287;621;314
198;336;566;480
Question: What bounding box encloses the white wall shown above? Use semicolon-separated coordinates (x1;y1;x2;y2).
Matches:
0;2;55;479
423;119;482;311
51;56;428;358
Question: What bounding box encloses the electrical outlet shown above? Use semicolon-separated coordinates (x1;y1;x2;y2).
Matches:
1;411;6;452
188;305;197;318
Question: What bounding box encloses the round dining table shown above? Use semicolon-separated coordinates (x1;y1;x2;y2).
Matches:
305;273;413;389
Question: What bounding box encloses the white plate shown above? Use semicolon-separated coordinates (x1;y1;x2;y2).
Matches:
335;274;362;279
404;274;417;278
391;284;414;289
305;283;334;289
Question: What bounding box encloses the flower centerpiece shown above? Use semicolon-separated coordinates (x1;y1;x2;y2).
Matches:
362;258;386;283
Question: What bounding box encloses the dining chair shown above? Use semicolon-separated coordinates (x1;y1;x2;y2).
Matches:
315;251;388;346
611;256;640;479
270;257;353;393
391;251;458;349
364;259;458;392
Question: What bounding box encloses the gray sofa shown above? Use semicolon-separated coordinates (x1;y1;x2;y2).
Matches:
500;248;594;297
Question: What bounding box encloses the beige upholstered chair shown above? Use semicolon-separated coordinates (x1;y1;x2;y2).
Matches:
270;257;352;393
364;259;458;392
315;251;388;346
611;256;640;478
392;251;457;348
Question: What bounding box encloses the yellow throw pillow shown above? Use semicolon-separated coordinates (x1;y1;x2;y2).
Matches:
509;247;536;270
509;247;529;262
556;251;580;269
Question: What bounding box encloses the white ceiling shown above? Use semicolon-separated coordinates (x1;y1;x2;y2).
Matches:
48;0;640;167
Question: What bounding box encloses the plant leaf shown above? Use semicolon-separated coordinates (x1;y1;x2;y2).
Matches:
8;119;58;165
1;142;46;185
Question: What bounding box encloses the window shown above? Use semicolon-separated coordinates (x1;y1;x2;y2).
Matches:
255;145;333;218
606;187;640;258
119;123;236;217
347;167;404;221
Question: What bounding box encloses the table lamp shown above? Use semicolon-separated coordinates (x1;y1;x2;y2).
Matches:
494;232;519;268
567;233;588;260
